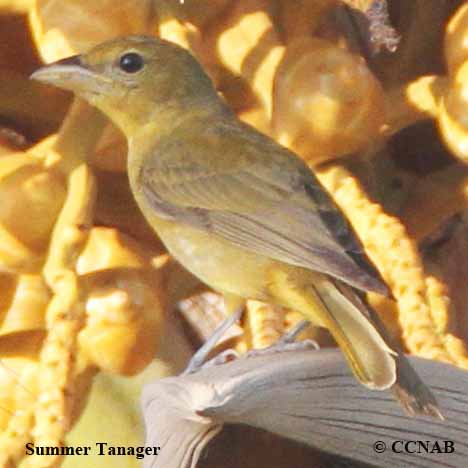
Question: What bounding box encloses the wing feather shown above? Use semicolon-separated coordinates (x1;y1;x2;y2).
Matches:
139;120;388;294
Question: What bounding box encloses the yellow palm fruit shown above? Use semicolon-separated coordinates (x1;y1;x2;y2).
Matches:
273;37;385;165
76;228;165;375
78;269;164;375
0;274;50;336
206;0;285;128
0;153;66;273
445;3;468;76
29;0;155;62
388;5;468;166
76;227;146;272
0;160;66;252
438;62;468;165
157;14;199;51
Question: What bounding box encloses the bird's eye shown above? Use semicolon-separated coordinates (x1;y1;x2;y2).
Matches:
119;52;144;73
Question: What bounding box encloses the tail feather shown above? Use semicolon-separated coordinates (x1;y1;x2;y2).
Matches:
272;270;442;418
310;279;397;390
338;284;443;419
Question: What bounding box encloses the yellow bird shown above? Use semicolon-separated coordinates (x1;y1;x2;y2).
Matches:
32;36;440;417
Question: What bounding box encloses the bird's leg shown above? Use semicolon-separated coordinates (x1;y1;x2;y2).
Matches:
245;319;319;358
184;304;318;373
278;320;315;346
183;305;244;374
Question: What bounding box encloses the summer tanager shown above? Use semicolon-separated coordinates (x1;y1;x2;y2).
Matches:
32;36;441;417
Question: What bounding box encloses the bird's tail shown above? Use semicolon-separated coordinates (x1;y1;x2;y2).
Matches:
272;271;442;417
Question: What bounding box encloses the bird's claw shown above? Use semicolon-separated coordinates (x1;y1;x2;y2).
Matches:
183;307;243;374
201;349;240;368
184;315;318;374
245;320;319;358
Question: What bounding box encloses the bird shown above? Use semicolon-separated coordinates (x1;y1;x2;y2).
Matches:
31;35;441;418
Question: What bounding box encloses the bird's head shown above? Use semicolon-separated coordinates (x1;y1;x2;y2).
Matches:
31;35;218;136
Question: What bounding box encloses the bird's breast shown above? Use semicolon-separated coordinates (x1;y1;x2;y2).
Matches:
156;218;274;300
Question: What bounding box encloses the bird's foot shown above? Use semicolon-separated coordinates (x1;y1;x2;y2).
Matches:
200;349;240;369
245;320;319;358
183;307;243;374
184;315;318;373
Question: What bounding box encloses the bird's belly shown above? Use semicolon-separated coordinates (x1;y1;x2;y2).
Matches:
154;218;273;299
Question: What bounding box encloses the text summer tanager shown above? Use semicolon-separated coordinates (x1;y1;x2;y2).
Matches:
32;36;441;417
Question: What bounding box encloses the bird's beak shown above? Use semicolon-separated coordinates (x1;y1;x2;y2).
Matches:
30;55;112;96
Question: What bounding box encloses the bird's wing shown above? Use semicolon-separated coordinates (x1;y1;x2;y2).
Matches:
138;120;388;294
